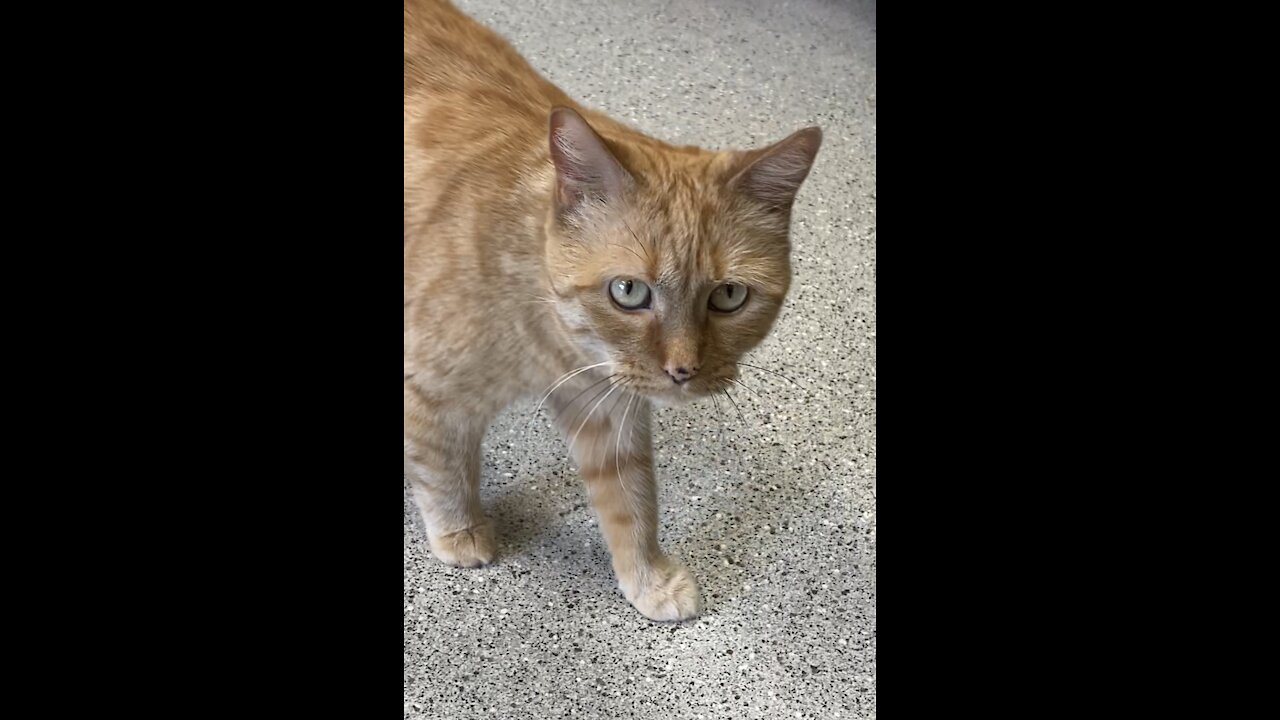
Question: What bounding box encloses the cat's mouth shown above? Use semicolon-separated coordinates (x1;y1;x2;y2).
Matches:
622;373;732;406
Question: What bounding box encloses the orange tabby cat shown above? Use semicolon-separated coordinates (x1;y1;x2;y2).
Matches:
404;0;821;621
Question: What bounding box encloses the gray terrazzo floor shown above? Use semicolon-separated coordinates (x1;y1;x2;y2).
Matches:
404;0;876;717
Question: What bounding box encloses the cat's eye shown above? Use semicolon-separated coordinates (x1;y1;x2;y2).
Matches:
709;283;749;313
608;278;651;310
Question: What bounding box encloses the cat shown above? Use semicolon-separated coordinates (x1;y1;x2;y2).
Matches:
404;0;821;621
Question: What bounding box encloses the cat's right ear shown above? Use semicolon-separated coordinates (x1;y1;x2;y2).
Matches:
548;107;632;216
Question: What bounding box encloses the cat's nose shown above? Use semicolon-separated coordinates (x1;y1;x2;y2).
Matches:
665;365;699;384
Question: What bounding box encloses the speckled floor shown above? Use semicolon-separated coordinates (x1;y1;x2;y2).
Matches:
404;0;876;717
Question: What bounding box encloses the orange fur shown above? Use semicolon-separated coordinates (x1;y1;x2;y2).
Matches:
404;0;820;620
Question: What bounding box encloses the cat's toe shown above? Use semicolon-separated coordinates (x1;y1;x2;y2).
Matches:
429;524;496;568
625;559;702;622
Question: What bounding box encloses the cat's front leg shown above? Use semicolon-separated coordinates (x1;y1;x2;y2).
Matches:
404;389;496;568
556;385;701;621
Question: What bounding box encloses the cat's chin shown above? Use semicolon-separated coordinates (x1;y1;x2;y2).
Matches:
644;385;714;408
647;393;688;409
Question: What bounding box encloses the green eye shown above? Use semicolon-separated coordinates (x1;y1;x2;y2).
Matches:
609;278;652;309
709;283;749;312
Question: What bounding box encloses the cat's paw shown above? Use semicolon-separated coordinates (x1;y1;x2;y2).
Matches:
428;524;496;568
622;558;702;622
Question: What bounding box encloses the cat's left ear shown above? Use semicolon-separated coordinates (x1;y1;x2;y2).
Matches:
729;127;823;213
548;107;633;215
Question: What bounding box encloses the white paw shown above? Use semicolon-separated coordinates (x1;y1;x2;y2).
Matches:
623;558;702;621
428;524;496;568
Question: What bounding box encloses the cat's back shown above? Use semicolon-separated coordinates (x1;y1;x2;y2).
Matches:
404;0;573;263
404;0;573;389
404;0;568;157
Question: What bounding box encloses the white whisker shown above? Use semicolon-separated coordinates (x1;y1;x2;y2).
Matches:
533;361;612;418
570;381;623;453
723;387;748;425
735;361;809;394
616;391;637;487
596;385;628;474
729;377;762;399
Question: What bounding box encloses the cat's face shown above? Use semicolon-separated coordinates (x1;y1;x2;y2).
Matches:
547;200;790;404
545;109;820;405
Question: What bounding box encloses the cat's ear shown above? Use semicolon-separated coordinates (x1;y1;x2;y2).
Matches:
729;127;823;212
548;107;632;214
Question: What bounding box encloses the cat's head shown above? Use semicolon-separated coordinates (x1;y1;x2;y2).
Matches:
544;107;820;405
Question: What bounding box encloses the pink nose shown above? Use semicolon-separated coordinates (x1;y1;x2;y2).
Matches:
665;365;698;384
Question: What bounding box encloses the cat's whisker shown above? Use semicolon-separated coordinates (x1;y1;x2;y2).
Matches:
722;387;749;426
532;361;613;418
562;375;623;434
734;361;810;394
570;380;625;455
708;387;727;446
627;392;638;454
729;377;763;400
597;381;630;473
713;386;749;475
616;389;637;487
